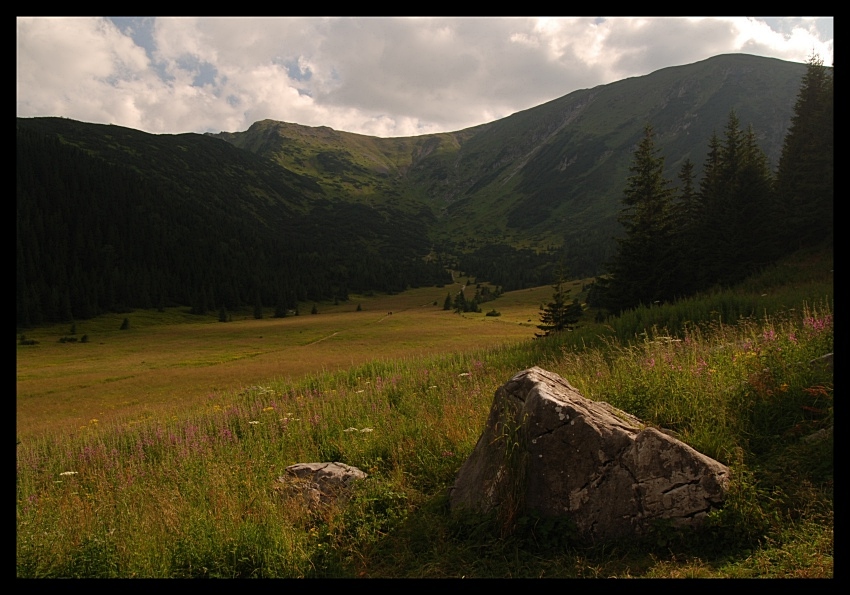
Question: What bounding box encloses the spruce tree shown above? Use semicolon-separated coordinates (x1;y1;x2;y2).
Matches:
536;273;583;337
671;158;700;295
695;112;776;288
597;125;676;313
775;53;833;250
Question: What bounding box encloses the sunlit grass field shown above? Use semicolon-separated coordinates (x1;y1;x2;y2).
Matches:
16;276;562;439
16;255;832;578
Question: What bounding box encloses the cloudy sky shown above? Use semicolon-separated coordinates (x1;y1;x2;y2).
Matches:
17;17;833;138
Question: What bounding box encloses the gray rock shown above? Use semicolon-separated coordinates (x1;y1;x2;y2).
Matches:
449;367;729;542
278;462;367;506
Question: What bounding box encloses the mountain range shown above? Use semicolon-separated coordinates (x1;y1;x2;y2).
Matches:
16;53;813;326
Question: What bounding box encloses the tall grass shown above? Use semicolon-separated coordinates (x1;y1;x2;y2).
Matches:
16;254;833;577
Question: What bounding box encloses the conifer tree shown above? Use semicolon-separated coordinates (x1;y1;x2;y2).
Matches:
695;112;776;287
596;125;676;313
536;272;583;337
671;158;700;295
775;53;833;249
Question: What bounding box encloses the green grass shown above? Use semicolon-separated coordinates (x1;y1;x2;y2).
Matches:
16;250;833;577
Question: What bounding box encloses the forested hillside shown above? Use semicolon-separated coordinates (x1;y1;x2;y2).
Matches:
16;119;450;327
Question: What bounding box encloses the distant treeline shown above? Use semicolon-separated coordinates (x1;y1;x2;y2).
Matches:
16;121;451;327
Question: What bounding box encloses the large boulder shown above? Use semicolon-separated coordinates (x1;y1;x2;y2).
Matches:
449;367;729;542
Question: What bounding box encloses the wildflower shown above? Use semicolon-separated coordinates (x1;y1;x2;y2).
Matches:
763;329;776;341
262;407;275;412
459;372;470;377
344;427;358;432
360;428;374;433
248;420;260;425
788;333;798;344
59;471;78;476
429;385;437;389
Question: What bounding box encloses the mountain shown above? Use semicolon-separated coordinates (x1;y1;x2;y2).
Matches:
17;53;814;326
211;54;809;277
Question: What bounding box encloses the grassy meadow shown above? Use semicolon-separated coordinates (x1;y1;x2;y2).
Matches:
17;275;559;439
16;254;833;577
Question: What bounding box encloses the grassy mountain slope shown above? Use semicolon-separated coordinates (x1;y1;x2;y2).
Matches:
214;54;809;272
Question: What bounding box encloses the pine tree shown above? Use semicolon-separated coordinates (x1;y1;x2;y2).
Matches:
775;53;833;250
671;158;700;295
695;112;776;287
597;125;677;313
453;291;466;314
536;272;582;337
443;292;452;311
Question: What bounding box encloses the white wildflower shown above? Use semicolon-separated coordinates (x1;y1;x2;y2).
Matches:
360;428;374;433
59;471;78;476
248;420;260;425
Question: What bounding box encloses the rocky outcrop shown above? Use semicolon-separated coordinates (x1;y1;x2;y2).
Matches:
449;367;729;542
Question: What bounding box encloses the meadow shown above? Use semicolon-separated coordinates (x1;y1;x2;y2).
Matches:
17;275;559;439
16;254;833;577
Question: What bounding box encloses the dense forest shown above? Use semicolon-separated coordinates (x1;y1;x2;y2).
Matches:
16;123;451;327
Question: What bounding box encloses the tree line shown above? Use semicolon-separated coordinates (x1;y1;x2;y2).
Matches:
16;122;451;328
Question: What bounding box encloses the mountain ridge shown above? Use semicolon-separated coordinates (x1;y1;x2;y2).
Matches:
17;53;820;326
209;53;809;263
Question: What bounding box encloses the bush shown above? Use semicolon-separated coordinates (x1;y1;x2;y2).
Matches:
485;309;501;317
18;334;38;346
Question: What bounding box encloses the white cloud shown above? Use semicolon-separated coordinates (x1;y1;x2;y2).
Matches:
16;16;834;137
